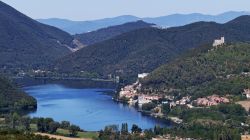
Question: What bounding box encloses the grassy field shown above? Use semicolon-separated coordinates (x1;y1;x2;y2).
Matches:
56;129;98;139
30;124;98;139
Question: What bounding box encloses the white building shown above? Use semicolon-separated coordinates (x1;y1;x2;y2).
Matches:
138;96;151;105
243;89;250;99
138;73;149;79
213;37;225;47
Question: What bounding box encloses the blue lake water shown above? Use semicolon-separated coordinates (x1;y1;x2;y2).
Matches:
24;84;167;131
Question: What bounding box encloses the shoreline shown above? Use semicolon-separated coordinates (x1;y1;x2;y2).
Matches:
112;97;174;127
12;76;116;82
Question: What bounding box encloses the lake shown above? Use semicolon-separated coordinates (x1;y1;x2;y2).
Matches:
21;79;168;131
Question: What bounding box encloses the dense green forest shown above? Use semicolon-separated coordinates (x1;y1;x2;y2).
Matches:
0;1;75;71
75;20;154;46
56;16;250;82
0;76;36;110
142;43;250;98
162;103;248;139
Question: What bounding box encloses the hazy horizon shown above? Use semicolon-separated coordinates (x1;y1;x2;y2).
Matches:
1;0;250;21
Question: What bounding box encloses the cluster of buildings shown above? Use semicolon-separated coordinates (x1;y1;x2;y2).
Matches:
119;73;163;106
119;83;138;99
194;95;230;107
119;83;161;106
164;96;193;109
138;95;160;105
119;76;232;109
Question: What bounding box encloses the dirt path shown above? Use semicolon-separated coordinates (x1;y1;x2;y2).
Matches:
35;133;92;140
237;100;250;111
242;135;250;140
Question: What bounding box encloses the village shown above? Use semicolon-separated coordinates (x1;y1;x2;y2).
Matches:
117;36;250;125
118;71;250;125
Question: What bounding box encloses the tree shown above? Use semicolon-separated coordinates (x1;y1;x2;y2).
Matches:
69;125;80;137
144;129;155;139
162;103;171;115
44;118;54;132
21;116;31;131
131;124;142;134
141;102;157;111
61;121;70;129
37;118;45;132
121;123;128;134
48;122;60;134
11;112;20;129
154;125;163;135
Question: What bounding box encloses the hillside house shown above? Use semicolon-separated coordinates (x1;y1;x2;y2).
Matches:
138;73;149;79
243;89;250;99
213;37;225;47
176;96;191;105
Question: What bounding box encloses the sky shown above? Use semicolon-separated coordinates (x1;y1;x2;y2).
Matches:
1;0;250;21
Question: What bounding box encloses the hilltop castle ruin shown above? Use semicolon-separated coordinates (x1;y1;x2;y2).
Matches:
213;37;225;47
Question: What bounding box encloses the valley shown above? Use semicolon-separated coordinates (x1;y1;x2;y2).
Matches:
0;0;250;140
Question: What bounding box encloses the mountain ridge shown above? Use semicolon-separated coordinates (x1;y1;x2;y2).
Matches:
54;15;250;81
74;20;155;46
37;11;250;34
37;15;140;34
0;1;77;72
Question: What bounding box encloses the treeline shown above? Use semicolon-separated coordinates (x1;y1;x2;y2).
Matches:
0;112;82;137
98;121;243;140
99;124;148;140
34;118;81;137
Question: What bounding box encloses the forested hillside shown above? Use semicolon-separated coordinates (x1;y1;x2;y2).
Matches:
0;1;75;71
55;16;250;81
74;20;154;45
0;76;36;110
141;43;250;98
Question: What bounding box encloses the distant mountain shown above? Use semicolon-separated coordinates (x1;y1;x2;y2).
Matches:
54;15;250;81
37;15;140;34
0;1;78;71
143;11;250;28
74;21;154;46
38;11;250;34
0;76;36;110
